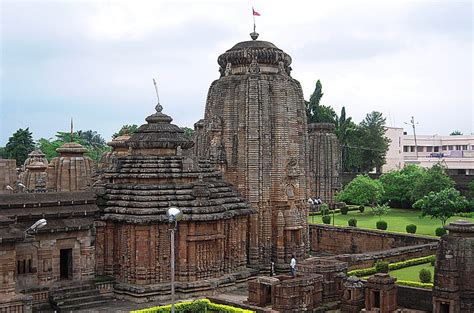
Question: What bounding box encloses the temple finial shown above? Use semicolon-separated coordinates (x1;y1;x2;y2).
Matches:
153;78;163;112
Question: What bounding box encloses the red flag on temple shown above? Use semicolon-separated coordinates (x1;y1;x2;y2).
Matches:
252;8;261;16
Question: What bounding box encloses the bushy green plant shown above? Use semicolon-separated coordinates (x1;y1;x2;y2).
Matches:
348;218;357;227
371;204;390;220
435;227;447;237
379;164;425;208
321;204;330;216
414;187;468;226
347;255;436;277
430;257;435;267
322;215;331;224
406;224;417;234
359;205;365;213
375;261;389;273
340;206;349;215
419;268;432;283
335;174;384;206
376;220;388;230
411;164;455;204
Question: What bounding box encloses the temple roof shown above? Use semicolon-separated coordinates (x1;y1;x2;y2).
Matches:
127;104;194;151
56;142;88;154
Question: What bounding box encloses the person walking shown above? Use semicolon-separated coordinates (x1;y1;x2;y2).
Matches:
290;254;296;278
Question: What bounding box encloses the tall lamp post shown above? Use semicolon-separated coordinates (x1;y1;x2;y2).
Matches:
167;207;183;313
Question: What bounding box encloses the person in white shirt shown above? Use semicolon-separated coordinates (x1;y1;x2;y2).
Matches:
290;255;296;277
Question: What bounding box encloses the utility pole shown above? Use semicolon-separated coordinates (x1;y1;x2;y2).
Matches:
405;116;419;159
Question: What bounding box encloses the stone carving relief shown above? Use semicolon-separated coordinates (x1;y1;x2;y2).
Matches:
248;56;260;74
286;157;299;178
225;63;232;76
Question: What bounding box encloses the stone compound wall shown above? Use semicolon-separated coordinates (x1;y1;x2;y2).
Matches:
397;285;433;312
310;224;437;254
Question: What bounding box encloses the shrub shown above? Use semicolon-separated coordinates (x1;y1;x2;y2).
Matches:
359;205;365;213
321;204;330;216
397;280;433;289
335;174;384;206
322;215;331;224
435;227;447;237
340;206;349;215
375;261;389;273
419;268;432;283
348;218;357;227
376;220;388;230
131;299;253;313
430;257;435;266
347;255;436;277
406;224;417;234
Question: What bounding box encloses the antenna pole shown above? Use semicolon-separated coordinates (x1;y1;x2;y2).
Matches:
70;117;74;142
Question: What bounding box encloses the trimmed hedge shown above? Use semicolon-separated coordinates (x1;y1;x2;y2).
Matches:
435;227;447;237
375;261;389;273
406;224;417;234
340;206;349;215
376;220;388;230
348;218;357;227
419;268;432;283
347;255;436;277
397;280;433;289
131;299;254;313
359;205;365;213
322;215;331;224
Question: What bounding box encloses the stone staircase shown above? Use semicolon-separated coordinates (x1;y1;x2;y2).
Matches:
49;281;114;312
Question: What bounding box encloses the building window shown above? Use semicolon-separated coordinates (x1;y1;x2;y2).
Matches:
403;146;409;152
462;145;468;150
442;146;447;150
417;146;424;152
448;145;453;150
410;146;415;152
456;145;462;150
17;258;33;275
427;146;433;152
434;146;440;152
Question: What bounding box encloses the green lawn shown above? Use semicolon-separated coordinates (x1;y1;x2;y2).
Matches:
362;263;434;282
308;208;474;236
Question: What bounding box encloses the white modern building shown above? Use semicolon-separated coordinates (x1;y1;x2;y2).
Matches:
383;127;474;175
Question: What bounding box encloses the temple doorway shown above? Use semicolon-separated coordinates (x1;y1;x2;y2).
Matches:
60;249;73;279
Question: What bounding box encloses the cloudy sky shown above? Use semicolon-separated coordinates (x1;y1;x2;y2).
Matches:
1;0;472;145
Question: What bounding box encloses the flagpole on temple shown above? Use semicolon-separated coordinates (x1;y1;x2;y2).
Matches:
252;7;256;33
250;7;260;40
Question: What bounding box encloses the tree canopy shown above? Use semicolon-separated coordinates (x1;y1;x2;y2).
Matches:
112;124;138;139
413;187;468;226
4;128;35;166
450;130;463;135
336;174;384;206
379;164;424;208
411;164;455;203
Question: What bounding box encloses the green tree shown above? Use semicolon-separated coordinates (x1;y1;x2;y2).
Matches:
5;128;35;166
450;130;462;135
413;187;468;226
305;80;337;124
112;124;138;139
380;164;425;208
358;111;390;172
411;164;455;203
181;127;194;139
0;147;7;158
336;174;384;206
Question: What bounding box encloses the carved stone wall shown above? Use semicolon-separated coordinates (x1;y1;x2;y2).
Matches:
308;123;341;206
433;220;474;313
195;37;309;271
0;159;17;194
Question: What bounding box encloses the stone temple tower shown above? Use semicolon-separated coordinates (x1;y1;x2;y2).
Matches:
194;33;309;271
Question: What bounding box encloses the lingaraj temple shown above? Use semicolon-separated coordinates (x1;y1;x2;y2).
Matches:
0;32;473;313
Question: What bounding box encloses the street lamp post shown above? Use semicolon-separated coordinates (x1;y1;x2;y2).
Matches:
166;207;183;313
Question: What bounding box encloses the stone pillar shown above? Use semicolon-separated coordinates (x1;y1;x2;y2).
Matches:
341;276;365;313
433;220;474;313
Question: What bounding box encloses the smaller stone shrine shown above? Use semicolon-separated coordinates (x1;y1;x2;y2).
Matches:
341;276;365;313
22;150;48;192
47;141;93;192
308;123;342;206
298;256;348;302
363;273;397;313
432;220;474;313
97;127;131;172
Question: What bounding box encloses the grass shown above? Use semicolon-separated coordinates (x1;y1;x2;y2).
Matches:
308;208;474;236
388;263;434;282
